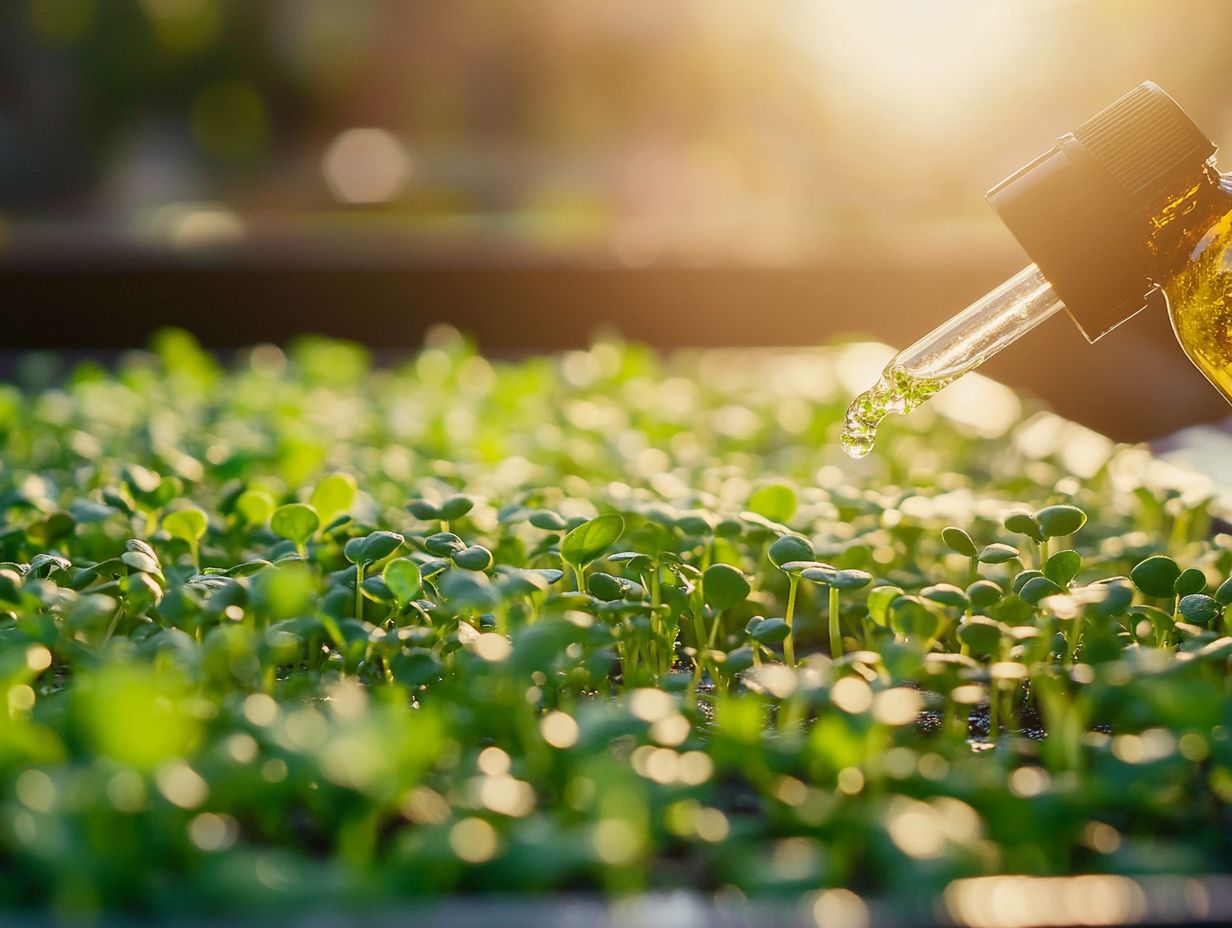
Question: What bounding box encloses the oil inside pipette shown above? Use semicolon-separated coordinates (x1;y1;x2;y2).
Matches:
839;367;956;459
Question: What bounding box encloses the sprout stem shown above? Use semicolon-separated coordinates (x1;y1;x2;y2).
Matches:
828;586;842;659
784;576;799;666
355;561;366;619
101;605;126;647
1064;613;1082;666
988;680;999;741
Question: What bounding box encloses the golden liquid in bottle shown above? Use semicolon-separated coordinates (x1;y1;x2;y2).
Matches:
1164;211;1232;403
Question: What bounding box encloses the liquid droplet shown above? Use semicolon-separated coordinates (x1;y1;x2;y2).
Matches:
840;367;954;459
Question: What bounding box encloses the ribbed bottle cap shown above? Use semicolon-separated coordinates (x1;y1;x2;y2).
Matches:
1073;82;1215;203
987;82;1217;342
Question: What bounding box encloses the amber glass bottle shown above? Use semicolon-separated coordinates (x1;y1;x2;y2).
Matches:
1155;169;1232;400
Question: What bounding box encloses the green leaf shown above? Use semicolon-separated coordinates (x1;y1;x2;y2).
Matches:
1036;505;1087;539
235;490;275;526
271;503;320;546
162;506;208;544
1174;568;1206;597
425;532;466;557
676;513;715;537
889;596;944;644
588;572;643;602
703;563;750;611
799;564;837;585
358;531;404;564
1131;555;1182;599
382;559;423;605
1003;511;1043;543
1019;576;1063;605
957;616;1007;657
121;549;161;575
225;559;272;578
608;552;654;576
561;514;625;571
1090;580;1134;618
768;534;814;569
1011;570;1044;595
966;580;1003;610
829;569;873;591
452;545;494;572
978;543;1019;565
309;473;357;522
438;494;475;521
922;583;969;609
750;617;789;644
746;483;798;524
408;499;441;521
941;526;978;557
866;585;903;628
1043;549;1081;587
1179;593;1221;625
528;510;567;531
724;647;756;673
1216;576;1232;606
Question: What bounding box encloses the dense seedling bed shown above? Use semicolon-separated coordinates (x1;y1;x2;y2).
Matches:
1;329;1230;917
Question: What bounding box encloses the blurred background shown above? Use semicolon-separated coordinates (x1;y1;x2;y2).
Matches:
2;0;1232;441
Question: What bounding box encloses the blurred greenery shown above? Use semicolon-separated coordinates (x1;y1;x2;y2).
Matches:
0;330;1227;915
2;1;1231;262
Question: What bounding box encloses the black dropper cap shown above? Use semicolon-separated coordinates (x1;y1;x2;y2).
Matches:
986;82;1217;341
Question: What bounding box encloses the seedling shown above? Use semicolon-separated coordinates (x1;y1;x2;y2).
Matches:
0;331;1227;913
271;502;319;556
800;564;872;658
767;533;815;665
344;530;404;618
560;514;625;592
162;506;208;569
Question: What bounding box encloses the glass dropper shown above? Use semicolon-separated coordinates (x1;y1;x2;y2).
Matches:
838;81;1220;460
840;264;1064;458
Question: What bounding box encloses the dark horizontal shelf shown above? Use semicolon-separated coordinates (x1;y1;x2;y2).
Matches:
1;258;1227;443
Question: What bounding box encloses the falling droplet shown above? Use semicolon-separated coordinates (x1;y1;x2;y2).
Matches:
840;367;955;459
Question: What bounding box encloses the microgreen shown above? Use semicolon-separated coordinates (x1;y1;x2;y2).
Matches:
161;505;208;568
0;331;1228;915
309;473;358;524
560;514;625;591
271;502;320;555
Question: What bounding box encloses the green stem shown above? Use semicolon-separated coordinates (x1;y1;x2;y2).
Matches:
784;576;799;667
707;608;724;649
966;557;977;618
649;567;664;673
1064;612;1082;666
828;586;842;659
355;561;366;620
101;605;126;647
692;611;708;665
688;612;708;704
988;679;999;741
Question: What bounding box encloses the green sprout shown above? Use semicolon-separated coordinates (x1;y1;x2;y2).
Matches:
0;331;1226;913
